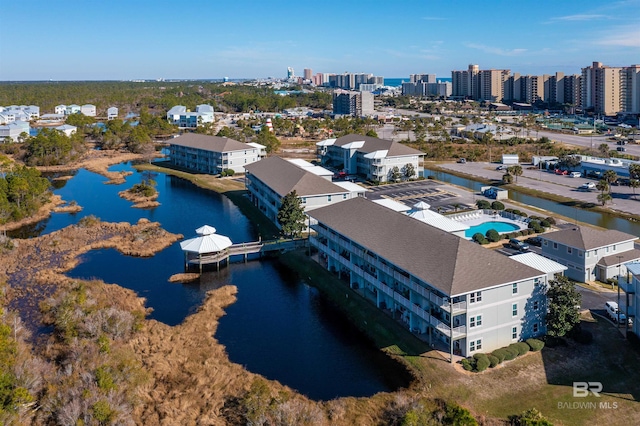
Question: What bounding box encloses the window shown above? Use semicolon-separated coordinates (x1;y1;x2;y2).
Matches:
543;240;548;246
567;247;572;254
553;243;558;249
533;300;539;311
512;326;518;339
533;323;539;333
343;194;347;199
301;198;307;204
470;339;482;352
512;303;518;317
512;283;518;295
469;315;482;328
578;251;583;257
328;195;332;202
469;291;482;303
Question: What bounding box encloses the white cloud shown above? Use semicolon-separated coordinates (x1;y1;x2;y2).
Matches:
596;26;640;47
465;43;527;56
550;14;609;22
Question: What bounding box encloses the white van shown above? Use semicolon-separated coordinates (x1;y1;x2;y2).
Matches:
605;301;627;324
570;172;582;178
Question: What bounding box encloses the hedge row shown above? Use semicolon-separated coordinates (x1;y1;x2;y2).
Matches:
460;338;544;372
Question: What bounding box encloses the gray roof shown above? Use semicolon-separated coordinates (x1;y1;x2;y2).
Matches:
169;134;254;153
244;156;350;198
541;226;638;250
309;197;543;296
597;249;640;267
333;134;424;157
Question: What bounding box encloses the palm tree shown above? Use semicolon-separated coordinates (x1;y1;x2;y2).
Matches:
602;170;618;193
508;165;523;183
596;179;609;195
597;192;612;206
598;143;610;158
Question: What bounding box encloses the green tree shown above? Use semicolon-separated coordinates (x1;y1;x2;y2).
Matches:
598;143;610;157
509;408;553;426
403;163;416;179
502;173;513;184
255;127;281;154
365;129;378;138
629;164;640;181
389;166;402;182
602;170;618;189
546;275;582;338
277;190;306;238
508;165;523;183
596;179;609;195
597;192;612;206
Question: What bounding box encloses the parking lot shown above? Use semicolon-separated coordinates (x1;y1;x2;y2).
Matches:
366;180;475;213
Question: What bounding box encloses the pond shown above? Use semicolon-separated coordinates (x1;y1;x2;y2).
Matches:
14;162;407;400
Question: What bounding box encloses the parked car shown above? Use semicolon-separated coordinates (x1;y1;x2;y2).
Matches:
617;146;627;152
570;172;582;178
496;165;506;170
580;182;596;190
554;169;569;175
525;236;542;247
508;238;530;252
457;158;467;163
605;301;628;324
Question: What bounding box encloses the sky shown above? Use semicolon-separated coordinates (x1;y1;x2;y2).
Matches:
1;0;639;81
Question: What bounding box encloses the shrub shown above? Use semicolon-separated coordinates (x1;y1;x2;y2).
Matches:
475;355;490;372
515;342;530;355
540;220;550;228
491;201;505;210
519;230;528;237
461;358;474;371
504;346;519;360
487;354;500;368
485;229;501;243
472;233;488;245
492;349;506;363
545;216;557;225
526;338;545;351
476;200;491;209
226;169;235;176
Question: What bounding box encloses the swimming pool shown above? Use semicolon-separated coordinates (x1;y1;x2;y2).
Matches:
464;221;521;238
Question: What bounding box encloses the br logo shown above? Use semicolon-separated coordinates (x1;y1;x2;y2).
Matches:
573;382;602;397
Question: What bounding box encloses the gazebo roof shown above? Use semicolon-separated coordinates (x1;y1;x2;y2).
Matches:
180;233;233;254
195;225;217;235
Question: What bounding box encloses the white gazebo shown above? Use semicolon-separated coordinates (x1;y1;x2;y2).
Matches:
180;226;233;271
407;202;470;238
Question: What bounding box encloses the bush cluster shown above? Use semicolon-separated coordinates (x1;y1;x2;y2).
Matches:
491;201;505;210
220;169;236;177
472;232;489;245
460;339;545;373
476;200;491;209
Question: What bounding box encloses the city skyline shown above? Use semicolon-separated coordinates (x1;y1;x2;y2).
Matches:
1;0;639;81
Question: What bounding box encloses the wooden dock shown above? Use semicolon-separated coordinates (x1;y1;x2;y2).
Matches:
184;237;307;271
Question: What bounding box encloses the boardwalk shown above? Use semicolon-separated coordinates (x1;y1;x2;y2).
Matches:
184;237;307;271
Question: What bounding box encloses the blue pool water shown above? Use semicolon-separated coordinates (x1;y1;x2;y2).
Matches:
465;221;521;238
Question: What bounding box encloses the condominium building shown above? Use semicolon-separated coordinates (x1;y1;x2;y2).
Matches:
309;197;547;360
623;263;640;336
303;68;312;80
81;104;96;117
244;156;366;227
332;90;374;117
539;226;640;282
452;65;510;102
166;104;215;128
168;134;265;174
316;134;424;182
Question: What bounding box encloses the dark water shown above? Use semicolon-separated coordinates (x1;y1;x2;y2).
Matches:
426;170;640;237
18;162;403;400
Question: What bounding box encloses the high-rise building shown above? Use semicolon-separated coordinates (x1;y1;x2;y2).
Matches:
287;67;295;79
332;90;374;117
303;68;313;80
621;65;640;114
452;64;479;99
581;61;623;116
